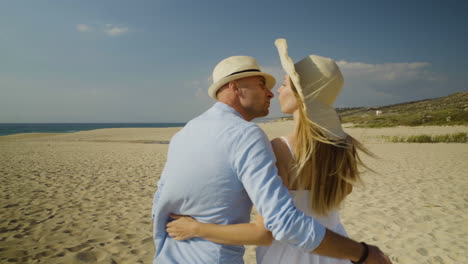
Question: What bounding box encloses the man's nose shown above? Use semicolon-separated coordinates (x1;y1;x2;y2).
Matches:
267;89;274;98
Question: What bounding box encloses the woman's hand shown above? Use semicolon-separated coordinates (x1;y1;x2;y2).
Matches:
166;214;200;240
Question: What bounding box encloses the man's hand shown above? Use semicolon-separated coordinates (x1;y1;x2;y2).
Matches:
364;244;392;264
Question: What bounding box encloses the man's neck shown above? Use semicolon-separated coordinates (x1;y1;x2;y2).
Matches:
217;100;254;121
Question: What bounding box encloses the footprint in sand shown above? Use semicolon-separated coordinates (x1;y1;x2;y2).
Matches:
125;234;137;240
34;250;53;258
66;243;89;253
119;241;130;246
130;249;142;255
141;237;153;244
14;234;26;240
416;247;428;256
75;251;97;262
3;203;19;209
431;256;445;264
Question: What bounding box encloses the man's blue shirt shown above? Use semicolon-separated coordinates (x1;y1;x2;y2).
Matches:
152;102;326;263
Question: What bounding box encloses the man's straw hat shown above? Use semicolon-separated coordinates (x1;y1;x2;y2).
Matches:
275;38;346;139
208;56;276;99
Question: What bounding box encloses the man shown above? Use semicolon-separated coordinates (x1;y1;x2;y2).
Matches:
152;56;391;264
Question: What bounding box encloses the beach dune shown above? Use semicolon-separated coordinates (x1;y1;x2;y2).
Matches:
0;124;466;263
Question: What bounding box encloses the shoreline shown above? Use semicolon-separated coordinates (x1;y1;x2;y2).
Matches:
0;123;187;138
1;123;467;138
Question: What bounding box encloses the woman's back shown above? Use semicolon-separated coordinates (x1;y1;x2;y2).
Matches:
256;190;350;264
255;137;351;264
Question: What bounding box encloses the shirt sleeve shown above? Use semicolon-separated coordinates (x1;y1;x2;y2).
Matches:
152;164;166;220
231;125;326;252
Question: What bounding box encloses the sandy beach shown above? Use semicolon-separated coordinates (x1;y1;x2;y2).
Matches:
0;123;467;263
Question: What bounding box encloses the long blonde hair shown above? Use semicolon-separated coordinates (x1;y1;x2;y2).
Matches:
289;82;374;215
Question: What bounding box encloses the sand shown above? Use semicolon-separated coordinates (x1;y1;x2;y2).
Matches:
0;124;467;263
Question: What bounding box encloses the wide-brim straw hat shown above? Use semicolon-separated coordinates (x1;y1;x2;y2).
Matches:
208;56;276;99
275;38;346;139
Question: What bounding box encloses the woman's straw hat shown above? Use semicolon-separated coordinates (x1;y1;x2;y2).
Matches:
208;56;276;99
275;38;346;139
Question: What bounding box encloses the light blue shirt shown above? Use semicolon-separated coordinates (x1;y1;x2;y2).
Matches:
152;102;325;263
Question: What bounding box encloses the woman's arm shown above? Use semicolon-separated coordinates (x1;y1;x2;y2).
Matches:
166;214;273;246
165;138;291;246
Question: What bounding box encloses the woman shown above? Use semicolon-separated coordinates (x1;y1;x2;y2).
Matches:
166;39;373;264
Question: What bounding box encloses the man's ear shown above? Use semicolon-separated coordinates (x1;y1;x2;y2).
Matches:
231;81;246;99
229;81;241;97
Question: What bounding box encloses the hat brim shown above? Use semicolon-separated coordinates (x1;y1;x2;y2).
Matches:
275;38;346;139
208;72;276;99
306;100;346;139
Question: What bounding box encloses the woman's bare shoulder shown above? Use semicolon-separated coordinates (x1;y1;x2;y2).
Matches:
270;137;292;162
270;137;292;186
270;137;286;151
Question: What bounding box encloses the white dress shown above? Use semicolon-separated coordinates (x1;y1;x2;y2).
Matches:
256;137;351;264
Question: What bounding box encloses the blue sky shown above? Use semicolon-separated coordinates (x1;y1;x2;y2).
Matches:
1;0;467;122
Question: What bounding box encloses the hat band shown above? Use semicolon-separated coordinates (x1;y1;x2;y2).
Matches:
226;69;260;77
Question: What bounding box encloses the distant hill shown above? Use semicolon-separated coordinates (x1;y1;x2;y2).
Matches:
337;92;468;127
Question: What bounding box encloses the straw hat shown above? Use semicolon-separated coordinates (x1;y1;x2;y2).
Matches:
275;38;346;139
208;56;276;99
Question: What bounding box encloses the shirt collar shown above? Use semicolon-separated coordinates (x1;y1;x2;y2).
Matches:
214;102;245;120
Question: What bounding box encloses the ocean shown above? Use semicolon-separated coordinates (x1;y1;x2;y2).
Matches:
0;123;187;137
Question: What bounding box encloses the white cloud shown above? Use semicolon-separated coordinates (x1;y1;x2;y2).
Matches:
334;60;449;106
76;24;92;32
195;87;212;102
184;75;213;102
336;61;442;82
261;65;285;85
76;23;129;36
104;24;129;36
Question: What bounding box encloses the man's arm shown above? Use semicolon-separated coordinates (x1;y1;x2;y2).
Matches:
313;229;391;263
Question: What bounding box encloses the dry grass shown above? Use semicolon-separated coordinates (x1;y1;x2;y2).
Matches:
382;132;467;143
337;92;468;127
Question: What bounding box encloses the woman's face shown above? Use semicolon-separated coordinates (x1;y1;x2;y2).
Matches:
277;75;298;114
